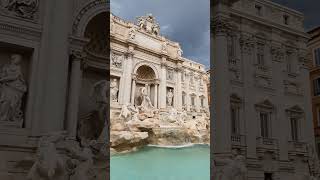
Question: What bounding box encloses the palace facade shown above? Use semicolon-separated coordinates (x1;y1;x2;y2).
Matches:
213;0;316;179
309;26;320;157
110;13;209;118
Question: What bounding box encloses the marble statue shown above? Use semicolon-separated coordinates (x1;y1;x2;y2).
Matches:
167;89;174;106
177;47;183;57
0;54;27;126
214;153;247;180
27;132;66;180
110;78;118;102
140;84;154;109
119;103;131;121
167;107;178;123
136;13;160;35
152;23;160;35
91;80;108;120
137;84;155;118
128;27;136;40
66;143;95;180
90;80;108;143
137;17;145;29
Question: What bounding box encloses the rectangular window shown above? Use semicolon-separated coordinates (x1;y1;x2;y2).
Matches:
264;173;273;180
182;94;185;105
290;117;299;141
255;5;262;16
317;107;320;127
314;78;320;96
286;52;293;73
181;73;185;82
318;143;320;157
257;43;265;66
260;112;270;138
283;15;289;25
315;48;320;66
201;98;204;107
231;106;239;134
191;96;195;106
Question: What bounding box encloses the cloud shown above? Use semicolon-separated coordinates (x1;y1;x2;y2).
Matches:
111;0;210;68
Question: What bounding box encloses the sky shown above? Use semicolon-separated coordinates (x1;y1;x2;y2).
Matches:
271;0;320;31
111;0;210;68
111;0;319;69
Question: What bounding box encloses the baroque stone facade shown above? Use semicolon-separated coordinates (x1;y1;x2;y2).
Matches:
309;27;320;157
212;0;316;180
0;0;109;179
110;13;209;119
110;13;210;152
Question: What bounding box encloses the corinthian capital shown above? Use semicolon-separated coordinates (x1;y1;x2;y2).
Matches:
239;35;254;55
211;17;233;36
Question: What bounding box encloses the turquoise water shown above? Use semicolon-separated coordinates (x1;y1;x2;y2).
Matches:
111;145;210;180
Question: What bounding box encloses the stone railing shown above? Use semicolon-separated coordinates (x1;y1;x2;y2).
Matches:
288;141;307;153
256;137;279;150
231;134;246;147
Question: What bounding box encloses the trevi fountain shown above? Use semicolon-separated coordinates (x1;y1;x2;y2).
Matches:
109;13;210;154
109;12;210;180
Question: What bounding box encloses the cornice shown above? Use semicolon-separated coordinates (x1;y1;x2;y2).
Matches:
0;20;42;40
230;9;309;39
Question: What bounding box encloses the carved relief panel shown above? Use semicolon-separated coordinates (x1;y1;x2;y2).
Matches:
0;0;39;21
110;51;123;69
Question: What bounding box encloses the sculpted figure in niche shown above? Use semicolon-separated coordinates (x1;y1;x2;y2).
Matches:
88;80;108;142
0;54;27;125
167;89;174;106
140;84;154;110
110;78;119;102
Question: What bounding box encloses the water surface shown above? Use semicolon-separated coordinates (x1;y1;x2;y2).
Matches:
111;145;210;180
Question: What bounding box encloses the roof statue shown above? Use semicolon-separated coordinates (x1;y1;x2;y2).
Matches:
136;13;160;36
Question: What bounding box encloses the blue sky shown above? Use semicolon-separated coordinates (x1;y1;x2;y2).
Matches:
111;0;210;68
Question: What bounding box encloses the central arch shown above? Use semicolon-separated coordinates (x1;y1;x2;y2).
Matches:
132;63;159;107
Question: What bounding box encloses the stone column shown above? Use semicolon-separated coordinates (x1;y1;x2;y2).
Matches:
159;56;167;110
195;96;200;112
120;46;134;105
186;71;191;112
240;34;256;159
212;16;232;155
154;83;158;108
66;51;86;138
176;63;183;110
130;76;136;105
34;0;73;134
